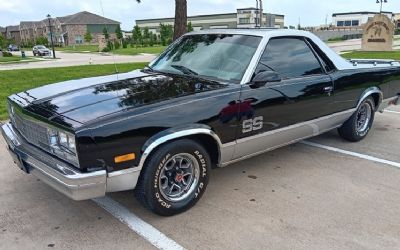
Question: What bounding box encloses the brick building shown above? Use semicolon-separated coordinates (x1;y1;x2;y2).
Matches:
3;11;120;46
4;25;21;45
52;11;120;46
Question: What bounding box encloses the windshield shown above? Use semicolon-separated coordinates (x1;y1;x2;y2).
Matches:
151;34;262;83
37;46;46;49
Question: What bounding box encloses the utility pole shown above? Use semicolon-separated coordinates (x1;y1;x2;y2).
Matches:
47;14;56;59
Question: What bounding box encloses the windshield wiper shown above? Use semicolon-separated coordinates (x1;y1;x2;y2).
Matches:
171;65;199;76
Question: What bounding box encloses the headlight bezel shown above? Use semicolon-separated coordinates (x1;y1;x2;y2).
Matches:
47;128;79;166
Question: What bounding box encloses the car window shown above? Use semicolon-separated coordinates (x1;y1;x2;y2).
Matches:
256;37;324;79
152;34;262;83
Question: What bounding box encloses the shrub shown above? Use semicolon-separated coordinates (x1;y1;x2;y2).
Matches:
114;40;121;50
101;47;110;52
395;29;400;35
122;40;128;49
2;51;13;57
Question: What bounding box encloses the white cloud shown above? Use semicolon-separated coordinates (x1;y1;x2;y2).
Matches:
0;0;398;29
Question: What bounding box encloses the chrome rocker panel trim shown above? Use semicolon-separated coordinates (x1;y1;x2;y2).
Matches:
378;96;400;112
1;122;107;200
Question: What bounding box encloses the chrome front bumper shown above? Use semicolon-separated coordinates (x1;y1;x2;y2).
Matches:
1;122;107;200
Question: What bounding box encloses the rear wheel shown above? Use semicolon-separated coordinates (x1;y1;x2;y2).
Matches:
338;97;375;142
135;139;210;216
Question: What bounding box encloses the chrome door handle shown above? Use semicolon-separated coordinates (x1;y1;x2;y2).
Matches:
323;86;334;93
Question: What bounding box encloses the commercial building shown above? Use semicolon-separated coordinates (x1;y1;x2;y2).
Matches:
136;8;284;34
332;11;394;28
395;13;400;28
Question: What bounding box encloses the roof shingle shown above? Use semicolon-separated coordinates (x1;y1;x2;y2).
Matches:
58;11;120;25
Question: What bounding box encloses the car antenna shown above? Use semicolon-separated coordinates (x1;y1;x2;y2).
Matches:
99;0;119;79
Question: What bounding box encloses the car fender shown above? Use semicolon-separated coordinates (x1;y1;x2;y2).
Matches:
138;124;223;171
357;86;383;110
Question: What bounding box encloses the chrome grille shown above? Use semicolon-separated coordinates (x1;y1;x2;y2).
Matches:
10;107;50;151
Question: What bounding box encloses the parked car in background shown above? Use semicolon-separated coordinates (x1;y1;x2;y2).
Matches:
33;45;51;56
2;29;400;216
7;44;19;52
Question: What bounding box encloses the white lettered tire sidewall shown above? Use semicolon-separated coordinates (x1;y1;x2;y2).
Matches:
140;139;211;216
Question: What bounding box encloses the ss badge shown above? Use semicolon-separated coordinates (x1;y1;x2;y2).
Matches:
242;116;264;133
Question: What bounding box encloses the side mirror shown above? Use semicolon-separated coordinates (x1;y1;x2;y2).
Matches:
249;71;281;88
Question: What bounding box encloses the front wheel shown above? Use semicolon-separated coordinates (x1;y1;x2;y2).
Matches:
338;97;375;142
135;139;211;216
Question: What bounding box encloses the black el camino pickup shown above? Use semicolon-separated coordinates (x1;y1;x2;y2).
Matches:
2;29;400;216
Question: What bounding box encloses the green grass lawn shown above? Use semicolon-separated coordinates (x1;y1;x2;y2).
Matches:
341;51;400;60
0;62;148;120
56;45;100;53
113;46;167;56
0;56;37;64
56;44;167;55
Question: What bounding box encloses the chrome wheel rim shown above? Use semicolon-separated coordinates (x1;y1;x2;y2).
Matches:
356;103;372;133
158;153;200;202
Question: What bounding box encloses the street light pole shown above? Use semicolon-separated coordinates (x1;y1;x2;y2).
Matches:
47;14;56;59
377;0;388;14
255;0;259;28
259;0;263;28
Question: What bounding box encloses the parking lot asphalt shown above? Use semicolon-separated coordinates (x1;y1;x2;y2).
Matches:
1;108;400;250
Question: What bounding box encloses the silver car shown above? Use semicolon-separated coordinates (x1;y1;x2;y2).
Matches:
33;45;51;56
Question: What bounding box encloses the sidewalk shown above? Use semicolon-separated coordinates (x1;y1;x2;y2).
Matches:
0;51;157;71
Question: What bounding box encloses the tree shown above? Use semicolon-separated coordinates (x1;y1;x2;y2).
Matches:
187;21;193;32
36;36;49;46
103;27;110;40
132;25;142;48
0;34;5;49
143;27;150;47
149;31;155;46
136;0;187;41
159;23;173;46
115;24;123;40
84;31;93;44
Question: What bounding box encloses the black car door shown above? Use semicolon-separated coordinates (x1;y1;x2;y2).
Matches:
233;36;334;159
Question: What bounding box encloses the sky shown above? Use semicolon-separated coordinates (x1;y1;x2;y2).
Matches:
0;0;399;30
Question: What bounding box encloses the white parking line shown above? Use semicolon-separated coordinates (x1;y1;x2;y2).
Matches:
301;141;400;169
93;197;185;250
384;110;400;115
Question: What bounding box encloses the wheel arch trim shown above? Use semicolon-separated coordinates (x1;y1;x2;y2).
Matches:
137;125;223;171
357;87;383;110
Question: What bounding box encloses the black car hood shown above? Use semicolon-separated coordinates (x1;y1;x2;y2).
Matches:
10;70;228;128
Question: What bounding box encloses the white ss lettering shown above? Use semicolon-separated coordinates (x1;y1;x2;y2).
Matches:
242;116;264;133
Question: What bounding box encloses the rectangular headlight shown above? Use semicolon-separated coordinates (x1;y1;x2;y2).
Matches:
47;128;79;166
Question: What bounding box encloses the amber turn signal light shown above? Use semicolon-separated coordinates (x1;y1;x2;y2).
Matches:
114;153;136;163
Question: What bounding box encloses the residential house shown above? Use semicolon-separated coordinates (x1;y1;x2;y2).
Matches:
0;26;6;37
5;25;21;45
52;11;120;46
20;21;45;44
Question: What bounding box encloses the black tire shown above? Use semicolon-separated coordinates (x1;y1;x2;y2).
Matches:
134;139;211;216
338;97;375;142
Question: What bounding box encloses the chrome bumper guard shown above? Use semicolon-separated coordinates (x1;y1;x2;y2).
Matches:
1;122;107;200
